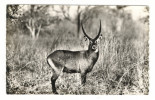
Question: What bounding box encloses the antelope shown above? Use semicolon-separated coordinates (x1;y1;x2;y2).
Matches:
47;20;102;94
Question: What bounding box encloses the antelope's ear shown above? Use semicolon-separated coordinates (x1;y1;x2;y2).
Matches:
84;36;88;41
99;34;102;40
95;34;102;43
95;39;100;44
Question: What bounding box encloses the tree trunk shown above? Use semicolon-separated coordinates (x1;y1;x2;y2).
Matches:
31;29;35;39
77;12;81;38
36;24;42;39
26;19;37;39
77;6;81;38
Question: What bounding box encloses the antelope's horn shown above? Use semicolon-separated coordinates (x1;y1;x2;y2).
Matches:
81;22;93;40
94;20;102;40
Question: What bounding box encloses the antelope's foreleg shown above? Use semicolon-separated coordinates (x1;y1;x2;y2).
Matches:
81;72;87;85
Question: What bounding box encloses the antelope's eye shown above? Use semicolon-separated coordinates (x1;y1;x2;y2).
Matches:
92;45;96;49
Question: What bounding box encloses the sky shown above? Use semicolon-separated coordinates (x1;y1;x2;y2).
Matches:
20;5;148;21
49;5;148;20
124;6;148;20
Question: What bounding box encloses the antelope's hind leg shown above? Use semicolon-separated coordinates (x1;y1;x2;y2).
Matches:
51;72;59;94
47;58;62;94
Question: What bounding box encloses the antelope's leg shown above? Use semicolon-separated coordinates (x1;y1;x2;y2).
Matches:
81;72;87;85
47;58;62;94
51;72;59;94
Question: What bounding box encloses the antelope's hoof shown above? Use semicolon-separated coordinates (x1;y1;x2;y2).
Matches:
53;91;58;94
81;83;86;86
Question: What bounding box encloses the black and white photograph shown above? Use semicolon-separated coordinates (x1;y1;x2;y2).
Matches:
6;5;149;95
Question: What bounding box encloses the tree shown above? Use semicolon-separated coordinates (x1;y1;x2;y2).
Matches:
21;5;51;39
25;5;44;39
51;5;92;38
76;6;82;38
6;5;24;35
7;5;20;20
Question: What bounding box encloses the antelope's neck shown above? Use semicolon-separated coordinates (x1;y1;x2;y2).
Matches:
86;48;99;58
85;49;99;71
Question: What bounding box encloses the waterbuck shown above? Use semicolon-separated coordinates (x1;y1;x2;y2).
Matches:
47;20;102;94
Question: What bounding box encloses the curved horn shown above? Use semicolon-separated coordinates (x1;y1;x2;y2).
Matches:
94;20;102;40
81;22;93;40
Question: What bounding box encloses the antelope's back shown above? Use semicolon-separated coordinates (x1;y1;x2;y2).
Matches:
47;50;86;69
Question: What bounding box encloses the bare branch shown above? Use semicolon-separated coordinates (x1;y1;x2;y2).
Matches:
36;24;42;38
51;6;62;13
60;5;71;21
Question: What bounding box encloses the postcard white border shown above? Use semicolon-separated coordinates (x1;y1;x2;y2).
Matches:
0;0;155;100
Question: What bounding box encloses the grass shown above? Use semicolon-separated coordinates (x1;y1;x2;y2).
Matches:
6;26;149;94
